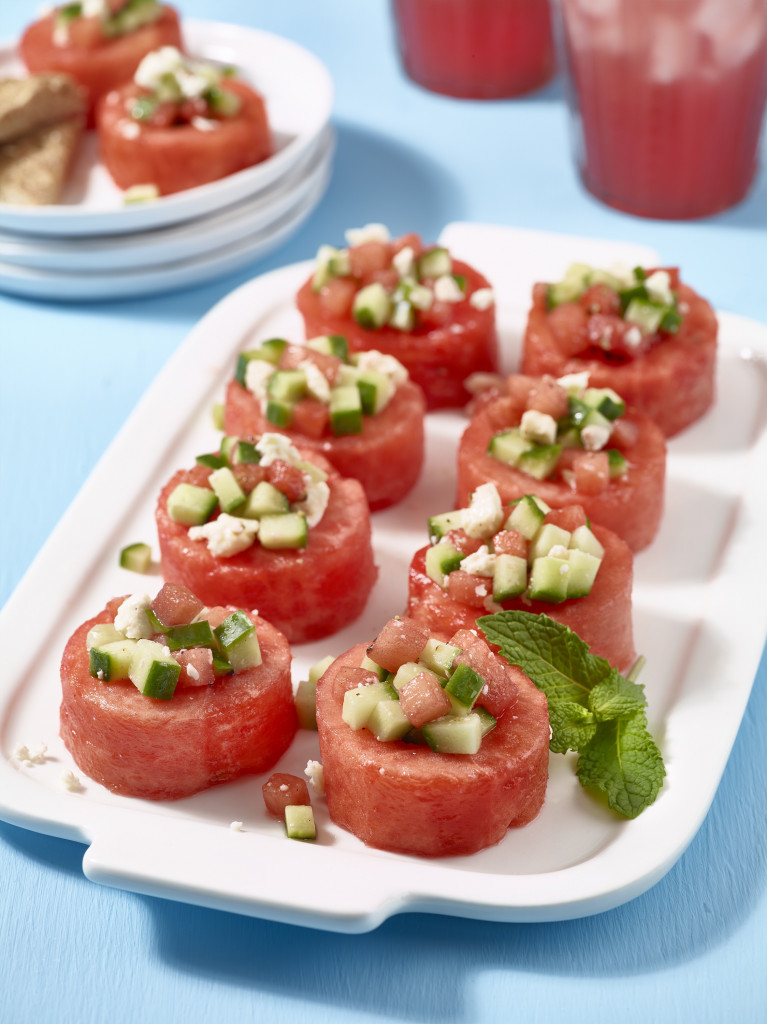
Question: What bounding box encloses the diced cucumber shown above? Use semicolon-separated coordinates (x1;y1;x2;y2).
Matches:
306;334;350;361
444;662;485;710
475;705;498;738
352;283;391;329
295;677;318;729
359;654;386;679
296;459;329;485
487;428;532;466
368;699;412;741
164;620;216;651
285;804;316;840
565;549;602;598
312;245;351;291
659;307;682;333
505;494;548;539
425;542;464;586
129;639;180;700
240;480;290;519
528;555;570;603
342;681;396;730
214;611;261;671
388;299;416;332
329;385;363;436
166;483;218;526
517;444;561;481
86;623;125;649
492;553;527;602
418;638;460;678
309;655;335;682
356;369;392;415
529;522;571;561
422;713;482;754
208;466;246;514
545;262;592;308
89;639;138;682
268;369;307;403
234;348;265;386
569;524;604;559
196;451;227;470
623;297;667;334
390;661;422;692
258;512;308;549
119;542;152;573
220;436;239;463
210;403;225;431
583;387;625;421
229;440;260;465
427;509;465;541
417;247;452;279
580;407;613;435
265;398;294;428
607;449;628;478
206;85;241;117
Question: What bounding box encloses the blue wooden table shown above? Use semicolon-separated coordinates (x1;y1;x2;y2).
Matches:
2;2;766;1020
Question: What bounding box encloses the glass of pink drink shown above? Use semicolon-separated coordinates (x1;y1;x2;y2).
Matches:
559;0;767;219
391;0;556;99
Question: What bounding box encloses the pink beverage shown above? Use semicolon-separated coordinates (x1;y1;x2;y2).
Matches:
391;0;555;99
559;0;767;219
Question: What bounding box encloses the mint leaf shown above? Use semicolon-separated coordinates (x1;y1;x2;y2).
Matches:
547;700;596;754
576;715;666;819
478;609;666;818
588;674;646;722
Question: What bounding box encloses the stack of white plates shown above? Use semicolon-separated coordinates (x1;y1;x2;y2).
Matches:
0;20;334;301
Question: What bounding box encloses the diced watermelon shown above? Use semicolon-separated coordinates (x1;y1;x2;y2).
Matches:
367;618;431;672
175;647;215;689
398;670;451;728
491;529;528;558
266;459;306;503
526;377;570;420
452;635;519;717
543;506;588;532
151;582;204;628
573;451;610;496
262;773;311;818
445;570;492;609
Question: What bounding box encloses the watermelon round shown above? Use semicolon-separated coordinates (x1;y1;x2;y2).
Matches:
155;463;377;644
407;517;636;671
59;598;296;801
457;395;666;552
315;641;550;857
224;376;426;512
521;280;718;437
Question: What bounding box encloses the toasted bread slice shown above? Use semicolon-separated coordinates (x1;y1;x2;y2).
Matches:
0;118;84;205
0;73;85;145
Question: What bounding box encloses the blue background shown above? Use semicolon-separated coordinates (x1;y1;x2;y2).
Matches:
1;2;766;1021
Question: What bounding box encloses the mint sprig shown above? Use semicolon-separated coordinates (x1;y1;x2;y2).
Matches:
477;610;665;819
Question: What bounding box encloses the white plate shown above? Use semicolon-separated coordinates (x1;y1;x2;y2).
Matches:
1;224;765;932
0;149;331;299
0;126;334;273
0;20;333;236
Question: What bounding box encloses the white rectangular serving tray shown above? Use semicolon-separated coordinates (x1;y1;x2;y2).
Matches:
1;223;766;932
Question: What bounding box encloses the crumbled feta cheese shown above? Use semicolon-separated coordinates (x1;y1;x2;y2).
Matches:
305;760;325;795
345;223;390;247
188;514;258;557
114;593;154;639
580;423;612;451
392;246;415;278
52;22;70;45
559;563;570;576
645;270;673;306
548;545;570;559
520;409;558;445
298;359;331;403
433;274;464;303
82;0;107;16
624;326;643;350
461;545;496;577
469;287;495;311
354;350;409;387
230;821;244;831
294;480;330;528
607;262;637;289
245;358;276;400
118;118;141;140
61;769;83;792
14;743;48;766
279;784;289;792
191;116;219;132
408;284;433;311
176;68;210;100
463;482;504;538
255;433;302;467
135;46;184;90
186;663;200;681
557;371;590;394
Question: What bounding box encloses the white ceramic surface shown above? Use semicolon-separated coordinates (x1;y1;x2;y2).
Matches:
1;224;765;932
0;126;333;272
0;20;333;236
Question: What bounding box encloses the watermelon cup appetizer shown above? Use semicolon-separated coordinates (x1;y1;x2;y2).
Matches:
407;483;636;671
59;583;297;801
314;617;550;857
155;433;378;644
457;372;666;552
224;335;427;512
295;224;499;410
20;0;183;123
96;45;272;196
521;263;718;438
